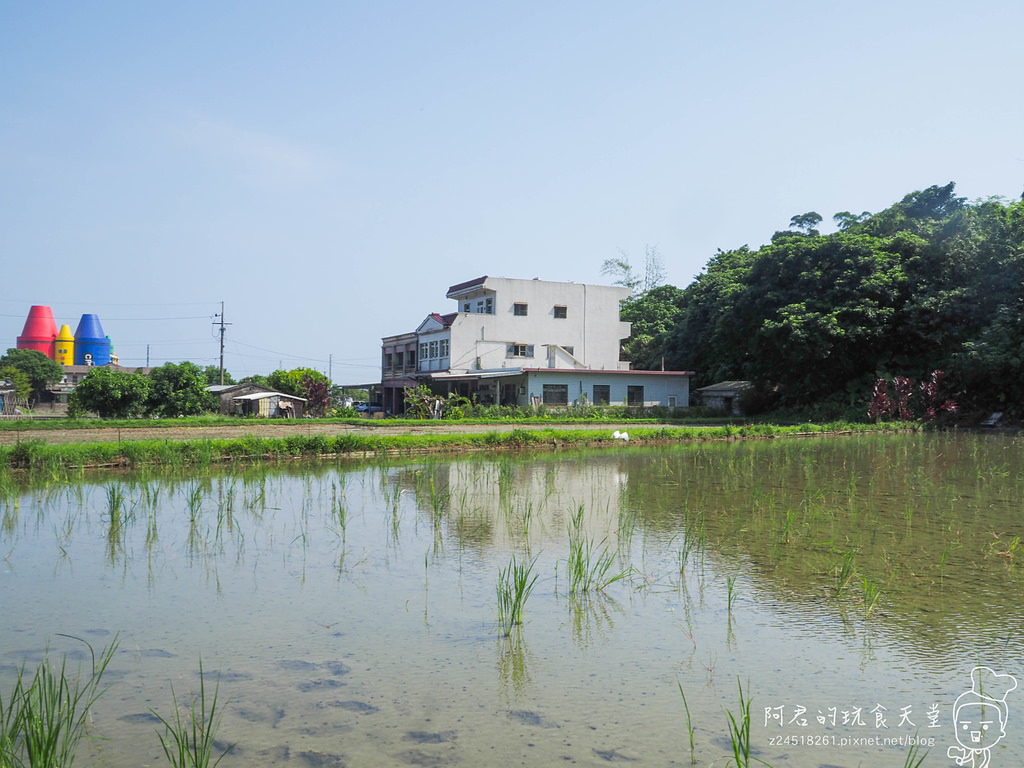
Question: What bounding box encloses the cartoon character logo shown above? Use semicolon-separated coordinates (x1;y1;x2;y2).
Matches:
947;666;1017;767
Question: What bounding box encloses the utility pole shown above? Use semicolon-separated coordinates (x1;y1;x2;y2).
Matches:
212;302;232;385
329;354;333;383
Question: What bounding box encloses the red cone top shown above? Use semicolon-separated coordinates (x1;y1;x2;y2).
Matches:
16;305;58;359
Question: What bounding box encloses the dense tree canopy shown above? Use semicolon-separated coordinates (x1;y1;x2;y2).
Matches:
628;183;1024;417
0;348;65;401
619;284;687;370
71;368;151;418
148;361;216;417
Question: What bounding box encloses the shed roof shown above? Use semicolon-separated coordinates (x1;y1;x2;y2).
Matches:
232;391;307;402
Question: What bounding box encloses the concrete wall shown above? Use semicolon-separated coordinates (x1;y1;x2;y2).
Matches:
446;277;630;374
523;371;690;408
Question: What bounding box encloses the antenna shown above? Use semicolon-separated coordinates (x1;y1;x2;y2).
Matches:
212;302;232;385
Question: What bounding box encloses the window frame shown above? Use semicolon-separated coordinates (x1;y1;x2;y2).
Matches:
506;343;534;358
542;384;569;406
627;385;644;406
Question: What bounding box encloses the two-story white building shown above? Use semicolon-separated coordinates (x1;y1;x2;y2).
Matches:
381;276;692;414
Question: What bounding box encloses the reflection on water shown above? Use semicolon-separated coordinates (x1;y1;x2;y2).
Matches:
1;432;1023;767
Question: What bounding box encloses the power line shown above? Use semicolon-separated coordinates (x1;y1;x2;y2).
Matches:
1;312;212;321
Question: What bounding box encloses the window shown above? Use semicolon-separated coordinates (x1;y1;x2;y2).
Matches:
593;385;610;405
383;352;393;370
429;340;439;359
395;351;404;368
543;384;568;406
419;343;428;362
506;344;534;357
409;349;417;366
439;339;449;358
463;302;470;312
554;305;567;319
486;297;493;314
514;303;528;316
627;385;644;406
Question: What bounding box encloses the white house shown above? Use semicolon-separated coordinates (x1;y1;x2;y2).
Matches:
381;275;692;413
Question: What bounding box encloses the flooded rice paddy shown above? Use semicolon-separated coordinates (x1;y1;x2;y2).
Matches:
2;431;1023;767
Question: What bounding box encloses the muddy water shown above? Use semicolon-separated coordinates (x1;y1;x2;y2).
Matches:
1;432;1022;767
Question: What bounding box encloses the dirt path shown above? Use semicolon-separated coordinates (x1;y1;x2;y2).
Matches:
0;421;649;446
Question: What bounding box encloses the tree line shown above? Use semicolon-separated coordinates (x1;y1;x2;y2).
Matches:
0;351;348;418
618;183;1024;418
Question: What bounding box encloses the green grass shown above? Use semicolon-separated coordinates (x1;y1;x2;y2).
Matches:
0;420;911;478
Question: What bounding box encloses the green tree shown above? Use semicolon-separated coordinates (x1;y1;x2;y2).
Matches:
267;368;329;399
72;367;151;418
619;284;687;370
832;210;871;231
666;183;1024;411
0;365;31;402
789;211;823;235
203;365;235;386
148;362;216;417
240;374;270;388
0;348;65;401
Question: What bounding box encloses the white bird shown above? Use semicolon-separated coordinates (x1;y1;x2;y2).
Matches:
612;430;629;441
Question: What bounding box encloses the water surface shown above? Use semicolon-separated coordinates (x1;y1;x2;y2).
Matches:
1;432;1022;767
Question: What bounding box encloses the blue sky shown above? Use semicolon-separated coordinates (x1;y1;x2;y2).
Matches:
2;1;1022;383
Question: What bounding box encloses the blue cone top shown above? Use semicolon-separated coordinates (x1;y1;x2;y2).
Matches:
74;314;111;366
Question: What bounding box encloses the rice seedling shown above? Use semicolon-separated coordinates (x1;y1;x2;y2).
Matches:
0;664;25;768
723;679;771;767
832;549;857;598
496;554;539;636
153;661;234;768
4;635;119;768
677;542;690;576
566;505;631;597
903;740;928;768
104;483;135;562
726;575;737;613
860;576;881;618
185;483;203;523
676;681;696;762
104;483;129;521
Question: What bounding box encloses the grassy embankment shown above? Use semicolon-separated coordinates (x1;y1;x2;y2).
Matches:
0;418;913;475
